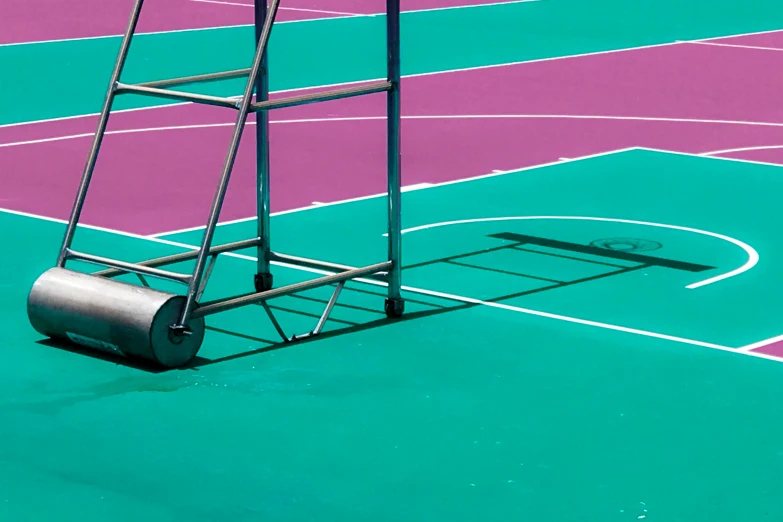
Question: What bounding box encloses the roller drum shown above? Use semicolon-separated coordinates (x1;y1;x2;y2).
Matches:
27;268;205;368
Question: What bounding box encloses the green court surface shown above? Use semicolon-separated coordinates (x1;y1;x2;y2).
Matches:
5;149;783;521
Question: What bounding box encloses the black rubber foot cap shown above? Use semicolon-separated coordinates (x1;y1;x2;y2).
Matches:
254;272;274;292
384;298;405;318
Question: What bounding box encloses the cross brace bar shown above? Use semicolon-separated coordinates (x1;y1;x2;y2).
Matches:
113;80;392;112
66;249;192;283
114;82;242;109
193;261;392;318
137;68;252;89
250;81;392;111
93;238;263;279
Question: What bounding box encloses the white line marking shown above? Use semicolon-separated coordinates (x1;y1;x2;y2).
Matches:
678;40;783;52
638;146;783;169
0;205;753;357
694;27;783;43
282;113;783;127
148;149;636;237
739;333;783;352
189;0;360;16
9;113;783;149
0;102;198;130
189;0;258;6
404;287;735;351
278;6;360;16
0;0;539;47
2;25;780;129
402;183;435;191
389;216;758;290
701;144;783;156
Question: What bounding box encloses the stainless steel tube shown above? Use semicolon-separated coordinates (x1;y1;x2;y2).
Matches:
94;238;263;278
56;0;146;267
66;250;191;284
193;261;392;318
114;83;240;109
250;81;392;112
137;68;252;89
176;0;282;330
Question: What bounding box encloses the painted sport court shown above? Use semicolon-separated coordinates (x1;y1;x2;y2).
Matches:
4;0;783;520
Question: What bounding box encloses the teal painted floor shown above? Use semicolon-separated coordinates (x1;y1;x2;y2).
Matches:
5;150;783;521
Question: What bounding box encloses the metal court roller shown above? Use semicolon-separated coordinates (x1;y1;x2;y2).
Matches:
28;268;205;368
25;0;406;369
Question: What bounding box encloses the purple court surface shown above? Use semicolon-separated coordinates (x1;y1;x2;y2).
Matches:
3;31;783;237
1;0;516;44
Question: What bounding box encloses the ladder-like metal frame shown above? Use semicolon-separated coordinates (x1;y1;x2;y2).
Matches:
54;0;405;343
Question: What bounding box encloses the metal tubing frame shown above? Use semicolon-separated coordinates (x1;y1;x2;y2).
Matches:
48;0;404;345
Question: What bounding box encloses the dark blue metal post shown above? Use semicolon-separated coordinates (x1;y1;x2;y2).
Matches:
254;0;273;292
384;0;404;318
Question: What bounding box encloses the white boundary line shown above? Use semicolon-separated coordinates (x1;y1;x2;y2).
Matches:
391;216;758;290
701;144;783;156
739;333;783;352
189;0;361;16
690;27;783;43
678;40;783;52
8;112;783;149
637;146;783;169
5;205;783;363
0;0;539;48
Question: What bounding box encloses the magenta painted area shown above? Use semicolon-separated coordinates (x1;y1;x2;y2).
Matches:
752;341;783;358
1;0;511;45
4;40;783;234
710;30;783;49
403;42;783;125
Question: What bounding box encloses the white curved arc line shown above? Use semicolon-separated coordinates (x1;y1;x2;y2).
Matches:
703;144;783;156
395;216;758;289
5;113;783;149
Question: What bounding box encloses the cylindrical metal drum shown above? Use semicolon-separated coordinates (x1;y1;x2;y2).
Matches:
27;267;205;368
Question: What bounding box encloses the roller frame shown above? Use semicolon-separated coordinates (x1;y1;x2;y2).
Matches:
26;0;405;367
